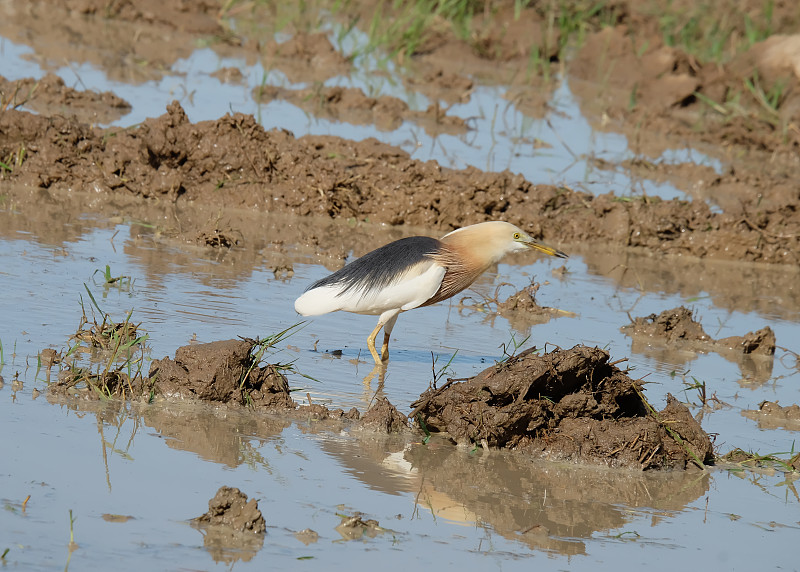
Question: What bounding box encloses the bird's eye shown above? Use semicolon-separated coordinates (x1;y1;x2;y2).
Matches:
513;232;521;240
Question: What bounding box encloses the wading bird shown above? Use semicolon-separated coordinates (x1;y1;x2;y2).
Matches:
294;221;567;365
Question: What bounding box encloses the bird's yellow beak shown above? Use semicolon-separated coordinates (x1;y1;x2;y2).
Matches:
520;236;568;259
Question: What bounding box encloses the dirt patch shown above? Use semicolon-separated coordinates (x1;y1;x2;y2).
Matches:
1;73;131;125
622;306;776;356
192;486;265;564
254;84;468;135
0;1;232;85
410;345;713;470
210;67;245;84
403;67;474;105
742;400;800;432
4;101;800;265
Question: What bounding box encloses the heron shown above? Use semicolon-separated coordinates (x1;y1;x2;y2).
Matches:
294;221;567;365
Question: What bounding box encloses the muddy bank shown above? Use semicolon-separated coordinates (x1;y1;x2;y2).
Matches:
2;102;799;265
411;345;713;470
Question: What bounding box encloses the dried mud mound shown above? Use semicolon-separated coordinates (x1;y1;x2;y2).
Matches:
623;306;776;356
1;101;799;265
411;345;713;470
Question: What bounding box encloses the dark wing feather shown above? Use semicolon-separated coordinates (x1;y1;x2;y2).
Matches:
307;236;442;297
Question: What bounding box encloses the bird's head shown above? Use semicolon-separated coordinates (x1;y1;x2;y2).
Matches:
443;221;567;264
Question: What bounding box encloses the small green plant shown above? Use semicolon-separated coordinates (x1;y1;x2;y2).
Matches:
722;443;799;473
496;331;531;366
430;350;458;389
240;323;317;390
416;413;432;444
93;265;133;290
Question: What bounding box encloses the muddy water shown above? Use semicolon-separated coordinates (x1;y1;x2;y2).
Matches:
1;188;798;570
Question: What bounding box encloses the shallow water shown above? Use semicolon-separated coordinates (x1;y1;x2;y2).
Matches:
1;189;799;570
1;11;799;570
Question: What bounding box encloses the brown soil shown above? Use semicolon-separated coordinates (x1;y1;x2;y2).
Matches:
1;73;131;124
334;514;386;541
495;281;573;328
622;306;777;384
0;3;799;265
410;345;713;470
193;486;266;534
4;100;799;264
191;486;266;564
623;306;777;356
357;397;411;434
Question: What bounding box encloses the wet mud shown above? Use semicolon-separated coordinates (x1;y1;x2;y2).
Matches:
622;306;777;383
1;73;131;124
192;486;266;564
47;330;716;470
3;99;799;264
411;345;713;470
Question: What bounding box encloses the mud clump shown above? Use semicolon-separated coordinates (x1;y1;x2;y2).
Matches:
149;339;295;408
335;513;385;541
193;486;266;534
357;397;410;434
411;345;713;470
623;306;776;356
192;486;265;564
495;282;572;327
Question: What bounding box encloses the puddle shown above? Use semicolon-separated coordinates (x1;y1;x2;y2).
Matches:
1;187;799;569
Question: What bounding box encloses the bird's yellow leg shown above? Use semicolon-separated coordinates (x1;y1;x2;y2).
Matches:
380;313;400;362
381;332;390;362
366;322;384;366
